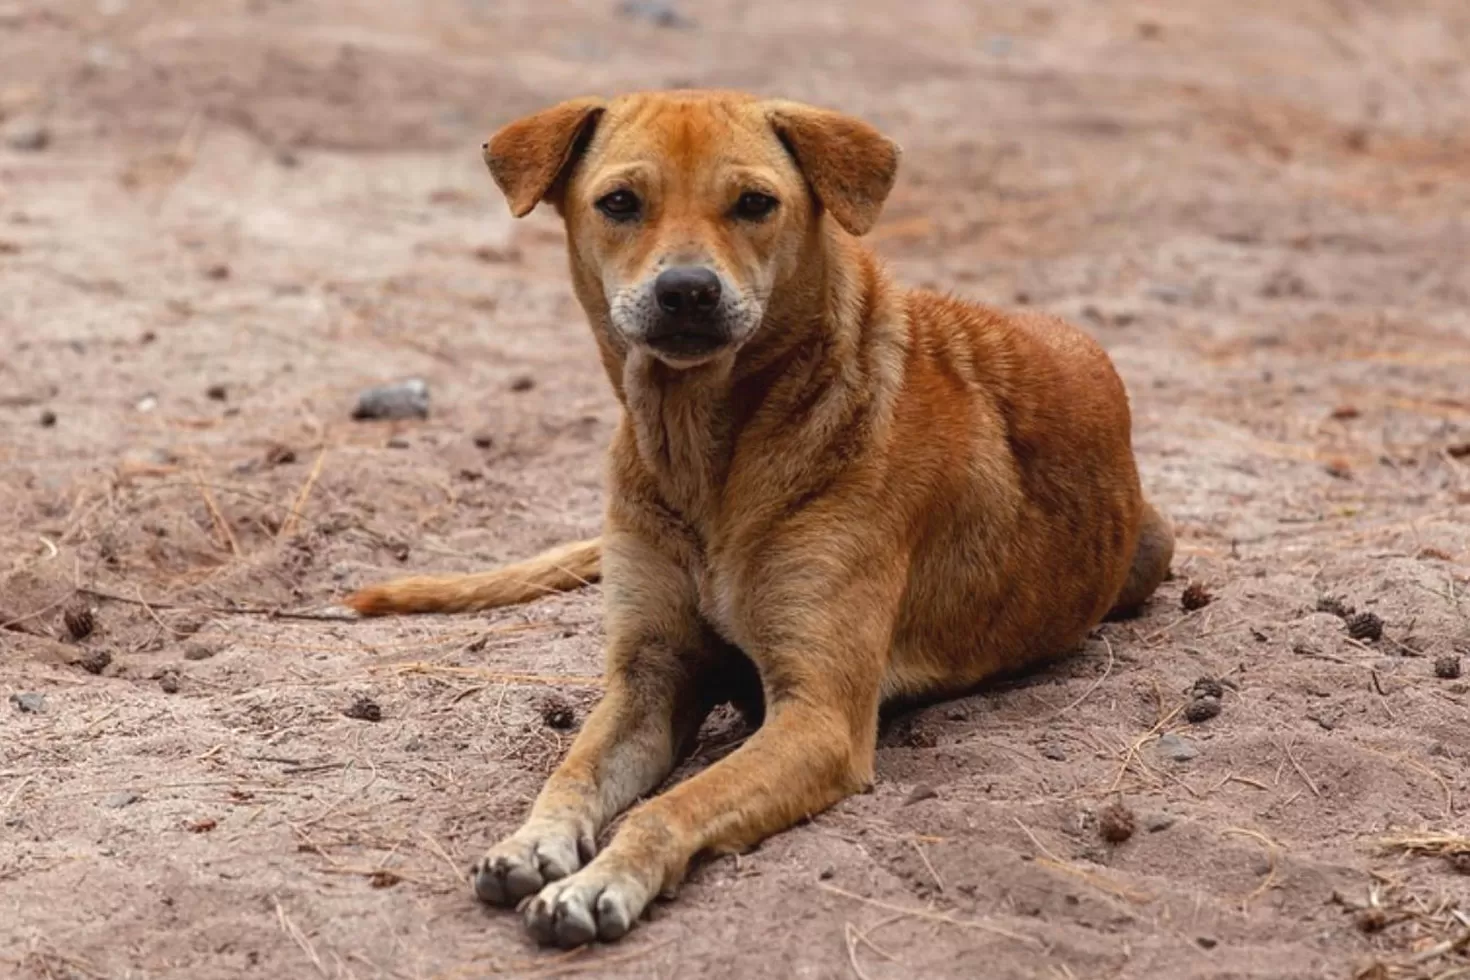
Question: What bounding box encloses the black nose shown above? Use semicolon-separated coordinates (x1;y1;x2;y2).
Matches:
654;266;722;316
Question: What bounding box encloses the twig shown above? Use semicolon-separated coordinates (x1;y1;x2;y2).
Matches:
1222;827;1280;909
1277;737;1322;798
279;447;327;540
75;586;359;622
386;663;604;688
910;838;945;894
193;466;240;557
273;896;328;977
815;881;1039;945
1050;636;1114;719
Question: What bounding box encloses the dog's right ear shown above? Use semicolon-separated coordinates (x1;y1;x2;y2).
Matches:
483;98;605;218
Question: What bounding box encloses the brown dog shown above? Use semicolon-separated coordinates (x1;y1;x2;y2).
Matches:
348;90;1173;947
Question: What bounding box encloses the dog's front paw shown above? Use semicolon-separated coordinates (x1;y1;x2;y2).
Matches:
523;863;652;947
472;822;594;907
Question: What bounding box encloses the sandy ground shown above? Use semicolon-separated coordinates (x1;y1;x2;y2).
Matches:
3;1;1470;977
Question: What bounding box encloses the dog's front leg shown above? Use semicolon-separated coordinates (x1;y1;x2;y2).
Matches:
473;531;713;907
522;584;893;947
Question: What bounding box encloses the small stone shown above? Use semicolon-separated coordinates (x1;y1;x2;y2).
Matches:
38;409;56;427
1181;582;1213;611
204;263;230;281
1040;740;1068;762
509;374;536;393
1144;812;1176;833
1345;611;1384;642
3;116;50;151
616;0;695;28
186;817;217;833
472;432;494;449
903;784;939;806
183;643;216;661
1190;676;1224;700
63;604;95;640
1435;655;1462;680
351;379;429;421
1196;937;1218;950
344;696;382;722
76;649;112;675
1323;457;1353;480
264;443;297;466
1097;801;1136;843
818;866;835;880
102;791;140;809
205;383;228;401
1157;733;1199;762
10;692;45;713
369;870;402;888
1185;696;1222;723
945;705;968;721
157;669;181;694
386;437;410;450
539;695;576;730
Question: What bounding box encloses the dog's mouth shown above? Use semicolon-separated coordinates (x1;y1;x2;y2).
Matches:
644;330;730;360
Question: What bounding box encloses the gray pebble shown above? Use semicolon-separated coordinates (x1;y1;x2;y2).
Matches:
10;692;45;713
1144;812;1177;832
1157;733;1199;762
183;643;217;661
102;791;140;809
351;379;429;421
3;116;50;152
903;783;939;806
1040;740;1068;762
617;0;695;28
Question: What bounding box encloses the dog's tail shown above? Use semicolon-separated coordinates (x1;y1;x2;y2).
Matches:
345;538;602;617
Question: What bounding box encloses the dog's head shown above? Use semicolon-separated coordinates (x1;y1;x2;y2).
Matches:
483;91;899;368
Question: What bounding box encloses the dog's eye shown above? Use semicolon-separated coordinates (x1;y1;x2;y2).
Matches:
596;190;641;221
733;191;779;221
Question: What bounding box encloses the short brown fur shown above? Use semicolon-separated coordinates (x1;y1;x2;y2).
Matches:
346;90;1173;947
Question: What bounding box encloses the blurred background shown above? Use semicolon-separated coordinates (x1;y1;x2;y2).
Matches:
3;2;1469;978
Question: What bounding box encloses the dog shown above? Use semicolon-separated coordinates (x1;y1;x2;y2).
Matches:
348;89;1174;948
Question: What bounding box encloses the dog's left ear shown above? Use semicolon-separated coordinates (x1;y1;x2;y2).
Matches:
483;98;606;218
766;102;901;237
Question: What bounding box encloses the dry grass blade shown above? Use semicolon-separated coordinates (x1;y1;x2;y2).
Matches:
816;880;1040;945
1222;827;1280;909
1379;832;1470;858
278;446;328;540
1050;636;1114;719
515;939;674;978
273;896;328;977
388;662;605;688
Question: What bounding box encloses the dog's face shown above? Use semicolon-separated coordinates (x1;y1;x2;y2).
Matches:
484;92;899;368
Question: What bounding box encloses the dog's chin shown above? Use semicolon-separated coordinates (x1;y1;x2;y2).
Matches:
641;333;734;369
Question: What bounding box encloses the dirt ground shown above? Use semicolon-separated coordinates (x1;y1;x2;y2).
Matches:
3;1;1469;977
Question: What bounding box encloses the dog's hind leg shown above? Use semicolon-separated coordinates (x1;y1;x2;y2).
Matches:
1107;501;1174;618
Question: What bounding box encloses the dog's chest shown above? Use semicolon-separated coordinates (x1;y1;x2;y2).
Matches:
692;558;746;648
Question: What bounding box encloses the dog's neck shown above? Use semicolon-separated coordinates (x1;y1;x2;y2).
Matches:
602;228;882;528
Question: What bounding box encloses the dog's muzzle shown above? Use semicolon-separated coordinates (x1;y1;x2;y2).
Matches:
643;265;732;358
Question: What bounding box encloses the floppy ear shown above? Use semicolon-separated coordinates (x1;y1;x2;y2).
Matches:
483;98;605;218
765;101;901;236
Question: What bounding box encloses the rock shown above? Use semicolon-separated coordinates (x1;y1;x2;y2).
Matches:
1184;696;1222;723
1098;801;1136;843
1190;677;1225;700
616;0;695;28
3;116;50;151
351;379;429;421
183;643;217;661
344;696;382;722
38;409;56;427
1157;733;1199;762
903;783;939;806
539;694;576;730
158;669;181;694
102;791;140;809
76;649;111;675
1345;611;1384;642
1435;655;1462;680
1144;812;1177;832
63;604;95;640
1040;740;1068;762
10;692;45;713
205;383;228;401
